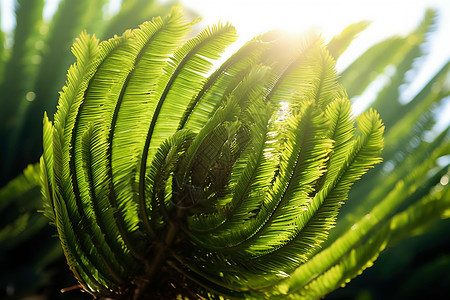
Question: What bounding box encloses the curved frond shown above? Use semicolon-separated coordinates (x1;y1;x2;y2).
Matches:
327;21;370;59
36;10;426;299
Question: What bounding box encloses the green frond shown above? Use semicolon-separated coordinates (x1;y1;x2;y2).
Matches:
327;21;370;59
383;61;450;158
176;91;382;293
53;32;100;134
35;9;439;299
225;103;331;260
276;138;445;295
278;168;450;300
41;113;55;223
340;126;449;234
137;23;237;230
110;10;193;229
176;103;334;292
390;182;450;242
0;164;41;213
48;33;131;292
68;32;146;261
174;65;270;194
179;32;272;132
71;32;144;261
339;36;405;98
264;35;323;106
213;100;358;288
141;22;237;165
188;67;270;194
309;47;343;109
143;129;196;234
79;124;129;285
52;125;109;296
52;187;110;297
340;9;435;100
68;10;194;262
175;94;241;191
80;120;137;270
319;98;355;189
275;182;407;296
284;224;390;300
186;99;275;244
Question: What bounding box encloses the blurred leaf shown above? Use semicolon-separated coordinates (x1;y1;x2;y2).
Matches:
0;0;45;183
100;0;178;39
328;21;370;59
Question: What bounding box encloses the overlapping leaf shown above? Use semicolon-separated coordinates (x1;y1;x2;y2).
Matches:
36;9;423;299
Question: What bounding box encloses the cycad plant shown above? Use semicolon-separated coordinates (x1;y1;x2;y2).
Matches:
326;9;450;299
40;8;385;299
0;0;176;186
1;5;449;300
0;1;175;295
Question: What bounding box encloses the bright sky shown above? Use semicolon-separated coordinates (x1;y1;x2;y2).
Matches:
1;0;449;126
178;0;450;128
177;0;449;84
1;0;448;71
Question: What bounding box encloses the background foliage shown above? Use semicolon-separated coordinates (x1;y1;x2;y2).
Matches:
0;0;177;298
0;1;448;299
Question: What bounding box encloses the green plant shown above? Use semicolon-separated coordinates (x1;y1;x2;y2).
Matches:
38;7;447;299
1;5;449;300
0;0;177;186
0;1;176;297
326;9;450;299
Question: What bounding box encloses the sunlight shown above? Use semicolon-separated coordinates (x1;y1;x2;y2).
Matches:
180;0;449;72
181;0;450;121
1;0;448;120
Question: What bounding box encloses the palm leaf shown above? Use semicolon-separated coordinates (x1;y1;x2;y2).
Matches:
276;138;447;296
36;8;449;299
51;33;124;294
340;9;435;100
100;0;177;40
178;33;272;132
0;0;44;182
327;21;370;59
41;113;55;223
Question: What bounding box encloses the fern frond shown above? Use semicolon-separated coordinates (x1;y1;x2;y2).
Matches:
276;138;446;295
79;124;129;284
284;224;391;300
109;8;193;242
390;181;450;242
179;32;272;132
140;22;237;165
0;164;41;213
186;98;272;234
187;102;275;246
309;47;344;109
41;113;55;223
52;129;107;296
143;129;196;234
37;10;407;299
138;23;237;230
50;33;130;293
225;103;331;259
327;21;370;59
264;35;322;106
